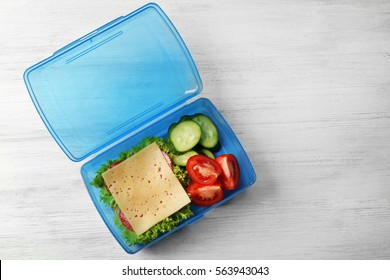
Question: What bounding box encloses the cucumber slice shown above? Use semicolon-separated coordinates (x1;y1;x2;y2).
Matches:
173;150;198;166
194;146;215;159
166;123;178;152
192;114;219;149
199;148;215;159
169;120;201;152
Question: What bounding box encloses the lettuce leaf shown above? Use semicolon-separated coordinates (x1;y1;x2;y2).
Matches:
90;136;193;246
173;165;191;187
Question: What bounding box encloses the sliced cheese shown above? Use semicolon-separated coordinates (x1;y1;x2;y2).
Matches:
102;142;190;235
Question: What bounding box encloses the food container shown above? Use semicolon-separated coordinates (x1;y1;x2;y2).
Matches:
23;3;256;254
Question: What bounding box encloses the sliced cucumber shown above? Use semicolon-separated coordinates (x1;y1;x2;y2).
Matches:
167;122;177;135
169;120;201;152
166;123;178;152
192;114;219;149
194;146;215;159
173;150;198;166
199;148;215;159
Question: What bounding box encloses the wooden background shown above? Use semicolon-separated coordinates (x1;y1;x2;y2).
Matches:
1;0;390;259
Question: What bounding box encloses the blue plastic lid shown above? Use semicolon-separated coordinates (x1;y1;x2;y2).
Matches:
24;3;202;162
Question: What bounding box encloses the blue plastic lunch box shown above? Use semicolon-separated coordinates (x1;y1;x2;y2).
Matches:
23;3;256;254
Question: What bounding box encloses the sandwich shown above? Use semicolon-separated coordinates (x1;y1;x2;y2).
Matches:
91;137;193;245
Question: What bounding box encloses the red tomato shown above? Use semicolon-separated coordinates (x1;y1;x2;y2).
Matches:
161;150;172;169
119;210;134;231
216;154;240;190
186;155;222;185
187;180;224;207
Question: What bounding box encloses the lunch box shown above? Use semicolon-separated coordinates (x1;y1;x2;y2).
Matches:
23;3;256;254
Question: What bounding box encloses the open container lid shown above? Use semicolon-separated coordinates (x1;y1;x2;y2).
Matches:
24;3;202;161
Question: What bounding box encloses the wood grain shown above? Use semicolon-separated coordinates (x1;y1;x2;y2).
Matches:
1;0;390;259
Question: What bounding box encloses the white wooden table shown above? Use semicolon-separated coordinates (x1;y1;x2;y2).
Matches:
1;0;390;259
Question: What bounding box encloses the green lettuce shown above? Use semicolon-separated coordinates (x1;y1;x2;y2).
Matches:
90;136;193;246
173;165;191;187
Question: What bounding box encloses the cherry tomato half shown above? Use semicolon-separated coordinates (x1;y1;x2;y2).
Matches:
187;180;224;207
215;154;240;190
119;209;134;231
186;155;222;185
